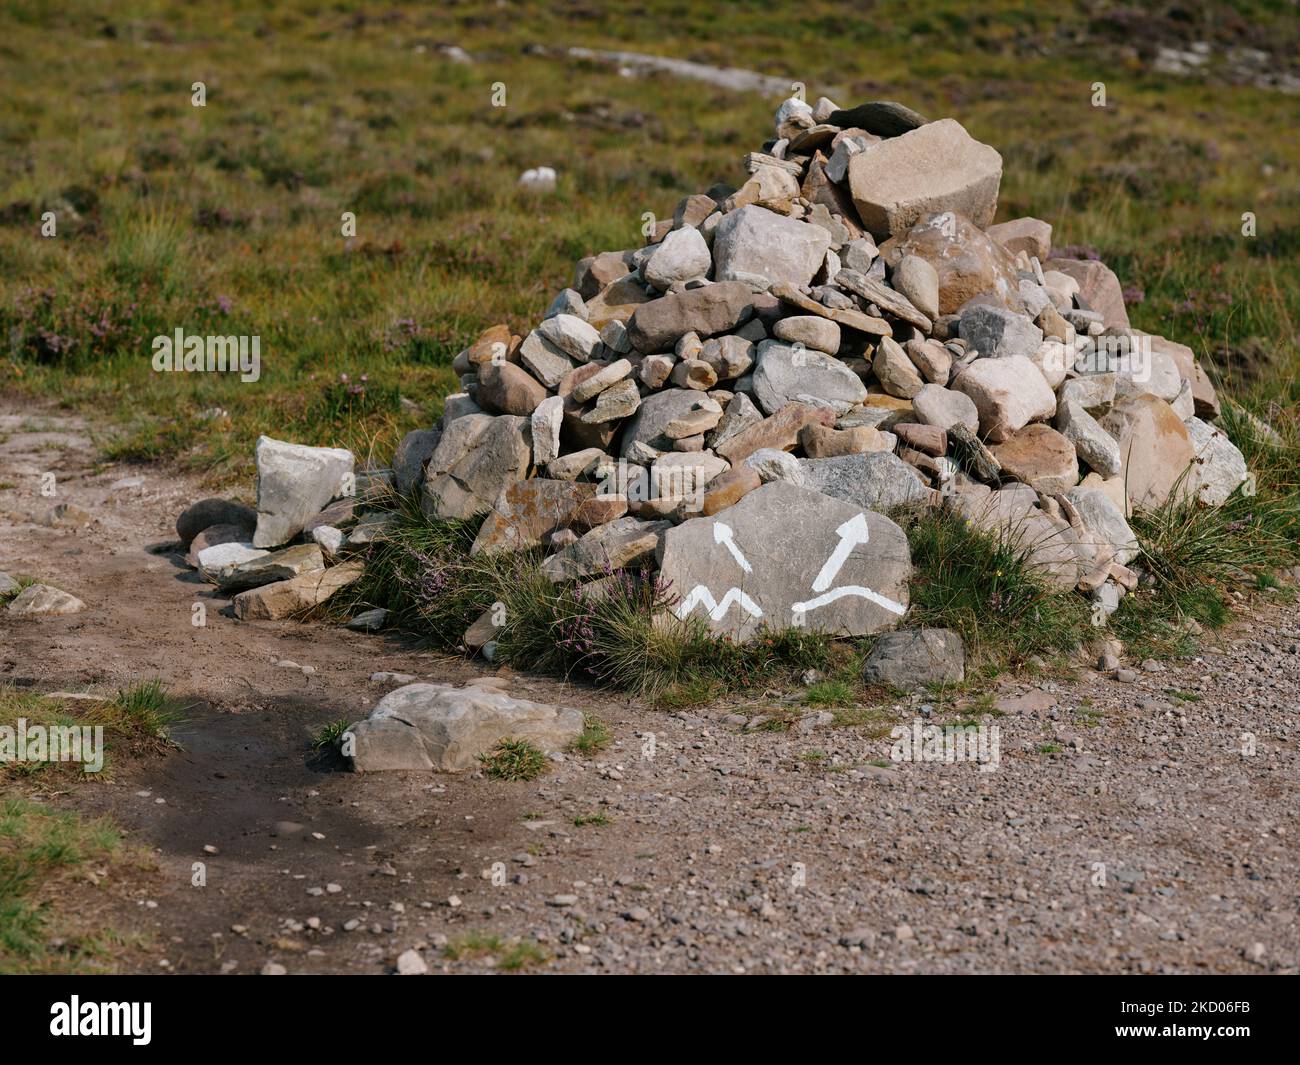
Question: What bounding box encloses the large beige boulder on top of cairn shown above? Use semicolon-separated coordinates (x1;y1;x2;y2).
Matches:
847;119;1002;239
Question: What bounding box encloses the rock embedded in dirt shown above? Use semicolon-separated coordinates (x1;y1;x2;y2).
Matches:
177;498;258;546
346;607;389;632
218;543;325;594
231;562;364;620
348;680;584;772
252;437;355;549
862;628;965;687
5;583;85;616
0;571;19;596
657;481;911;640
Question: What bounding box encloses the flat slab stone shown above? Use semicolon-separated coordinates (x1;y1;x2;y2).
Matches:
657;481;911;640
349;680;584;772
231;562;365;620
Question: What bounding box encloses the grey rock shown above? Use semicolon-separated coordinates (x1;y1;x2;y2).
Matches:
645;226;712;291
751;340;867;415
392;429;442;496
421;414;531;520
538;313;602;362
862;628;965;687
712;205;831;289
912;384;979;434
5;584;85;616
1055;399;1121;478
349;680;584;772
801;451;934;513
177;498;257;545
658;481;912;640
1186;417;1248;506
253;437;355;549
959;304;1044;361
1065;487;1139;567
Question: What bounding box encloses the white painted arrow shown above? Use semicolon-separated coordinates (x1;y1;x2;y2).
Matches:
812;512;870;592
712;521;752;573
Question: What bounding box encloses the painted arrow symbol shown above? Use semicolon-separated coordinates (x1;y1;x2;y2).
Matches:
812;512;869;592
713;522;752;573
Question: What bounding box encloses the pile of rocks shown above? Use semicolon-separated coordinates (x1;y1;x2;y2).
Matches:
176;97;1250;646
390;96;1246;640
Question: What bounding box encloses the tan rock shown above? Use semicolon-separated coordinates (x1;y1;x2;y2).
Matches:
879;212;1020;315
987;217;1052;260
1098;394;1196;513
715;402;837;465
232;563;364;620
989;424;1079;495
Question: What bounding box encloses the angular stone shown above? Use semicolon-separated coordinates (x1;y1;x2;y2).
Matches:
658;481;912;640
465;324;513;366
196;542;267;584
751;340;868;415
570;359;632;403
987;217;1052;260
1186;417;1248;506
348;680;583;772
232;562;364;620
442;393;482;423
645;226;712;290
904;338;951;384
1055;399;1121;478
893;423;947;456
421;414;531;520
530;395;564;466
539;313;602;362
5;584;85;616
547;448;607;481
879;212;1020;315
1045;258;1131;331
540;516;671;581
911;383;979;434
218;543;325;594
584;275;655;330
698;335;756;380
517;330;574;389
835;269;932;331
891;255;940;321
801;451;935;513
185;523;254;567
580;378;641;424
620;389;714;459
952;356;1055;443
470;479;626;555
176;498;257;545
476;361;547;416
707;392;764;451
576;250;634;299
393;429;442;496
715;402;836;464
627;281;754;354
744;448;806;486
1152;335;1219;419
1065;487;1139;567
1098;395;1195;513
862;628;964;687
949;486;1085;590
712;205;832;289
252;437;354;549
959;305;1043;360
670;358;718;391
872;336;925;399
1059;373;1116;414
847;119;1001;239
989;424;1078;495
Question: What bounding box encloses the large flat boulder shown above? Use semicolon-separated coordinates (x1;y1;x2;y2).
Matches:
231;562;364;620
253;437;354;548
847;119;1002;239
658;481;911;640
712;205;831;289
348;680;583;772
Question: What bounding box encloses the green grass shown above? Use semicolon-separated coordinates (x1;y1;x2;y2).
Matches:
478;739;548;782
444;930;548;970
111;679;186;742
0;796;143;973
313;719;352;750
571;714;611;755
572;812;611;828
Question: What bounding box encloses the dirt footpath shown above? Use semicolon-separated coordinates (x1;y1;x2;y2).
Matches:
1;399;1296;974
